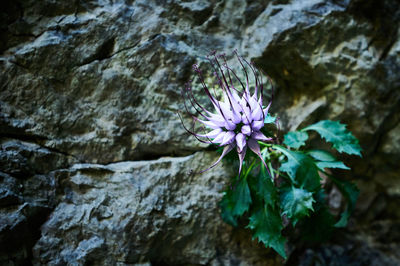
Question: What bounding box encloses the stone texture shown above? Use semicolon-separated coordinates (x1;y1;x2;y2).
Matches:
32;153;279;265
1;0;400;265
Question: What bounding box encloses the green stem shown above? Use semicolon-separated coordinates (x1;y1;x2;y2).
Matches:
259;142;272;147
243;159;256;179
267;161;274;180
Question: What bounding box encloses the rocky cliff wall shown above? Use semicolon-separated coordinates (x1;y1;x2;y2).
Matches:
1;0;399;265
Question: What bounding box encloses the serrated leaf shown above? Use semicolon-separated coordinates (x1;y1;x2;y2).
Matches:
280;185;315;226
302;120;362;156
275;147;305;179
330;177;359;227
307;150;350;170
283;131;309;149
274;146;321;191
264;113;277;124
247;205;287;258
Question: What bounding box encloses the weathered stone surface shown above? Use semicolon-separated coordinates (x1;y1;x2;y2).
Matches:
0;172;57;265
32;152;279;265
1;0;400;265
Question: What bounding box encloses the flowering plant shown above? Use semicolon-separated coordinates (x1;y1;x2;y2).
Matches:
181;52;362;258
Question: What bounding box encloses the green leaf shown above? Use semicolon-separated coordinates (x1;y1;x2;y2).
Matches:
254;170;278;208
280;185;315;226
219;177;252;226
275;147;305;179
330;177;359;227
302;120;362;156
316;161;349;170
307;149;337;161
247;205;287;258
283;131;308;149
232;178;252;216
264;113;276;124
307;150;350;170
219;191;238;227
273;146;321;191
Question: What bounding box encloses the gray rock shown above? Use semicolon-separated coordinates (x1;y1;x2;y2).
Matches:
1;0;400;265
32;152;277;265
0;141;67;264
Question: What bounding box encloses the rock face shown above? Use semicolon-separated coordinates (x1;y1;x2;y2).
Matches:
32;153;278;265
0;0;399;265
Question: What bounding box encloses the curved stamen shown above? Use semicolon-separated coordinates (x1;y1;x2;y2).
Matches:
222;65;245;94
223;66;253;124
241;57;260;97
193;65;218;106
178;112;212;144
234;50;250;96
183;85;209;119
193;64;231;122
213;53;231;93
207;55;241;121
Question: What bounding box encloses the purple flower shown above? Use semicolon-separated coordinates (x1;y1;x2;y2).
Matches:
181;51;273;176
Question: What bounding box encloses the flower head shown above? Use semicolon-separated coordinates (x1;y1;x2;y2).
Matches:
181;51;274;176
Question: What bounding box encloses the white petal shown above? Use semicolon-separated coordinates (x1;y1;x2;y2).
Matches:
198;119;223;129
236;133;247;152
208;113;225;123
251;131;272;142
224;120;236;131
237;146;247;177
263;101;272;117
241;113;251;125
251;103;263;121
241;125;252;136
197;128;223;138
251;120;264;131
219;101;234;120
229;91;242;112
213;131;226;143
221;92;242;124
230;108;242;124
220;131;236;146
248;96;258;111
